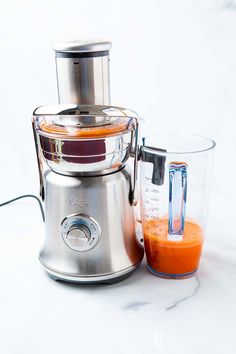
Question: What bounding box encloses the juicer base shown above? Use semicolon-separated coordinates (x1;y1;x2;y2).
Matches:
147;265;197;279
40;261;141;284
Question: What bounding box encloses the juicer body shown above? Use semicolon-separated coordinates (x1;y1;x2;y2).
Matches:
33;41;144;283
39;166;143;283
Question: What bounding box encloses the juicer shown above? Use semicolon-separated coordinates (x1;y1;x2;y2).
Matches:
32;40;144;283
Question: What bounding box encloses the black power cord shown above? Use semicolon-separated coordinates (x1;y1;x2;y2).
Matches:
0;194;45;222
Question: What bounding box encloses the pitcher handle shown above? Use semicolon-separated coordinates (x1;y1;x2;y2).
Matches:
168;162;188;241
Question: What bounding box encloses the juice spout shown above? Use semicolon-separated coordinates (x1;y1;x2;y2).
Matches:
140;139;166;185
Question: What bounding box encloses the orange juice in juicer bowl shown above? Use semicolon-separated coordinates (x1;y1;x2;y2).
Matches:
139;133;215;279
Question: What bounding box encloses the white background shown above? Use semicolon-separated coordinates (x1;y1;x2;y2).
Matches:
0;0;235;198
0;1;235;353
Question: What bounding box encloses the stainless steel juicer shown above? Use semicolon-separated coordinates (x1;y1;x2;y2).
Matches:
32;40;144;283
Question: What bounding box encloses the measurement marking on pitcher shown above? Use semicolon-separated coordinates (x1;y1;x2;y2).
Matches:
151;197;159;202
150;189;159;194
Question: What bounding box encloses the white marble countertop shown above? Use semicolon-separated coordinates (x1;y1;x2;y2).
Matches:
0;193;235;354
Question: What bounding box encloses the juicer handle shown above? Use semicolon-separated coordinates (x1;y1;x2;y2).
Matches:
168;162;188;241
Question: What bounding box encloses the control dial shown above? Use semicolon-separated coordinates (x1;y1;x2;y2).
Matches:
61;214;101;252
67;224;91;248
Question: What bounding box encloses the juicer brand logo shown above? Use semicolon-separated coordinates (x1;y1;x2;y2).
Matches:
69;198;88;207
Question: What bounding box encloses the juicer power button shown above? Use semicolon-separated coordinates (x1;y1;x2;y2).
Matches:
61;214;101;252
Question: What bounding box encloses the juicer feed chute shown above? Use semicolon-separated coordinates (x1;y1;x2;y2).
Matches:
54;40;111;105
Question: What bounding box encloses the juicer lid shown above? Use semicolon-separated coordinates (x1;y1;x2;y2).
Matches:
53;39;112;54
33;105;138;139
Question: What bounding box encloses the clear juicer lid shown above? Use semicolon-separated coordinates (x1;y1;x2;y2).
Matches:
33;105;138;139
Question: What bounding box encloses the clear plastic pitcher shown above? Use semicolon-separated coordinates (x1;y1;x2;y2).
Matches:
140;132;215;279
